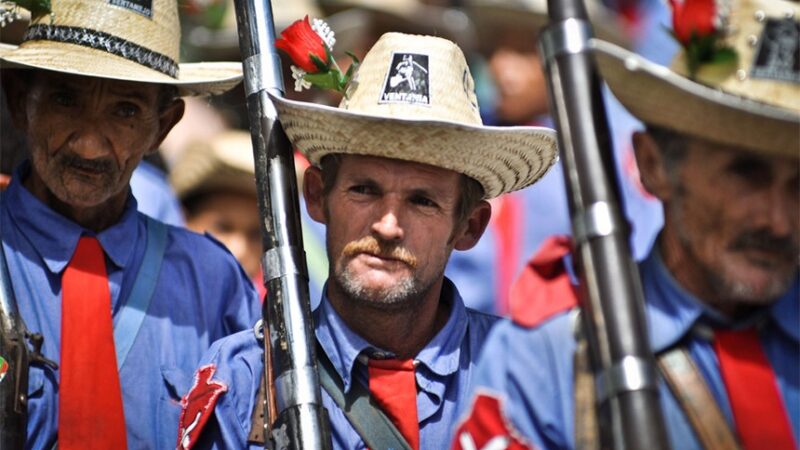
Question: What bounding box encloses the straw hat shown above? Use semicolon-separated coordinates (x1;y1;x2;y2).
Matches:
272;32;558;199
170;130;256;200
593;0;799;159
464;0;628;55
0;0;242;96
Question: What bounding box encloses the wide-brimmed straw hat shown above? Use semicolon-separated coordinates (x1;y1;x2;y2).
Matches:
464;0;628;55
272;32;558;199
0;0;242;96
170;130;256;200
593;0;799;159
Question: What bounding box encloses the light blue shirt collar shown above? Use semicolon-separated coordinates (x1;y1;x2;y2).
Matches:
642;244;799;352
313;278;469;393
6;161;140;274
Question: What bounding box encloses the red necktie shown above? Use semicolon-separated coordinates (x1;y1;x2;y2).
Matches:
59;237;128;449
368;358;420;450
714;328;796;450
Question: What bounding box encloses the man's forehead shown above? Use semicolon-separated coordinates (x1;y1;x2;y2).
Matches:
685;134;798;167
335;154;462;179
32;70;161;98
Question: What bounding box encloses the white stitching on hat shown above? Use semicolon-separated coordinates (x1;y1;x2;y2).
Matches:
22;24;179;78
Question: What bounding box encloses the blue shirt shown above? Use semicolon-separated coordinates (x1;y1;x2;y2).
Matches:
457;248;800;449
1;163;260;450
194;279;500;449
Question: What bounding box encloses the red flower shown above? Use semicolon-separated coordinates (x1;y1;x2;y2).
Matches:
669;0;717;45
275;15;328;73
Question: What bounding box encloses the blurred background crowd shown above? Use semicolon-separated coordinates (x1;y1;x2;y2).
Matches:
0;0;681;315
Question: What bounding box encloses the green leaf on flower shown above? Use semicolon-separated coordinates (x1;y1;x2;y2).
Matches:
310;54;330;73
345;51;360;65
304;71;342;91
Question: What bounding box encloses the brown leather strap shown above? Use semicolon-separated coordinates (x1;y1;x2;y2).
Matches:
573;336;600;450
658;347;742;450
248;372;268;445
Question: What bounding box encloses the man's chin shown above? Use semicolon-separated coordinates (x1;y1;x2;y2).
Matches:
717;268;795;305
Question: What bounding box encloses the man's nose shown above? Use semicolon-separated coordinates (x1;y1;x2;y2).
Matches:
371;203;404;242
766;185;798;238
66;122;112;158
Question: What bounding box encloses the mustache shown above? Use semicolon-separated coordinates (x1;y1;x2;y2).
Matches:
342;236;418;269
58;152;116;173
729;229;798;260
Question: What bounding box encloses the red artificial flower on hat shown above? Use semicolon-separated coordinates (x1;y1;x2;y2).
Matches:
275;16;359;96
669;0;716;45
276;15;329;73
667;0;737;78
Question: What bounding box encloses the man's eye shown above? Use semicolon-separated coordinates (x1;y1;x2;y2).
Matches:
51;92;76;107
727;157;771;186
116;103;140;118
349;185;375;195
411;195;438;208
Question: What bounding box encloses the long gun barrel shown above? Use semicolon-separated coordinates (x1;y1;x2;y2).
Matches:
0;242;28;449
539;1;670;448
232;0;331;448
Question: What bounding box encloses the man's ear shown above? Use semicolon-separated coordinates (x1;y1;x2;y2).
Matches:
148;98;185;155
303;166;327;224
453;200;492;251
633;131;673;202
2;70;30;131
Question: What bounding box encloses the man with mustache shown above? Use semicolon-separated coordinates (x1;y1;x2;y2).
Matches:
178;32;559;449
453;0;799;449
0;0;260;448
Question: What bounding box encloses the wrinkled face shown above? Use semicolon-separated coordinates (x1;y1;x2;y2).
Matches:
15;71;173;209
487;35;549;124
186;191;262;278
664;140;799;307
309;155;469;311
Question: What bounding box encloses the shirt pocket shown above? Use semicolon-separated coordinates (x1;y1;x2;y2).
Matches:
157;366;194;448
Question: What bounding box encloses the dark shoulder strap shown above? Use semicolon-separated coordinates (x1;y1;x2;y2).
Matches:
248;344;413;450
316;344;412;450
658;347;742;450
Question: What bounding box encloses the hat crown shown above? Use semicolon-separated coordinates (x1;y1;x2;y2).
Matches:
339;32;483;125
26;0;180;71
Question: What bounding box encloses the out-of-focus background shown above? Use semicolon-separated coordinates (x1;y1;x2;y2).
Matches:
0;0;678;315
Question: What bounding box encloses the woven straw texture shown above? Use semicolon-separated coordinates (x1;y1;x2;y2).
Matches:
0;0;242;96
594;0;799;159
273;32;558;199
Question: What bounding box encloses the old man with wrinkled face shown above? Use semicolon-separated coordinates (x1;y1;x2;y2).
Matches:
0;0;259;447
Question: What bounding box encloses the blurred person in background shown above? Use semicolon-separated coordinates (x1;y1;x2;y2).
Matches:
450;0;664;316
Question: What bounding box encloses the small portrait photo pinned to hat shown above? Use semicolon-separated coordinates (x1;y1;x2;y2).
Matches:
379;52;431;106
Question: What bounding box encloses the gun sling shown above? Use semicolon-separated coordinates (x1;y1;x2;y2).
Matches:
249;342;412;450
574;328;741;450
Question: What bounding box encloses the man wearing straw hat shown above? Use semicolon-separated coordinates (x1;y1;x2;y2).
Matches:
178;30;558;449
453;0;799;449
0;0;260;448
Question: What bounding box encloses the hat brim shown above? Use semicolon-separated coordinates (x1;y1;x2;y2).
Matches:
271;94;558;199
0;41;242;96
592;39;799;159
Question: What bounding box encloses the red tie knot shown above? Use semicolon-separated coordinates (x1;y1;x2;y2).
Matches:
368;358;415;371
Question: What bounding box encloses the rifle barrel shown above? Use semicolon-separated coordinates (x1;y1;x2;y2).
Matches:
540;1;670;448
232;0;331;448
